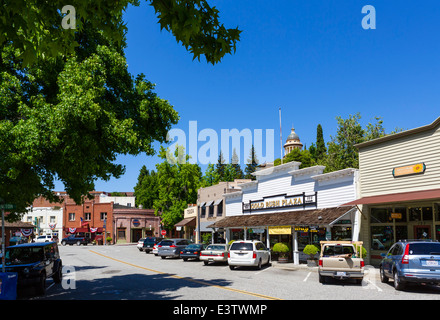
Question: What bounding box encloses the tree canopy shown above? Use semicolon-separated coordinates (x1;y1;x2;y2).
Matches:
1;1;240;220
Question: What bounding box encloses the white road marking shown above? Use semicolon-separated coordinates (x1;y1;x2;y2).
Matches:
303;272;312;282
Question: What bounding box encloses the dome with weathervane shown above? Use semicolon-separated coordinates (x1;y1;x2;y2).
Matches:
284;126;303;155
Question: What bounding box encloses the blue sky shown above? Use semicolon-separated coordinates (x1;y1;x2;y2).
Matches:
57;0;440;192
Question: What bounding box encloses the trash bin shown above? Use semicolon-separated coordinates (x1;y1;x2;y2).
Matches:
0;272;18;300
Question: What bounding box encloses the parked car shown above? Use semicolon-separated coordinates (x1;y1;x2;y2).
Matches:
35;235;55;243
137;238;145;251
61;235;90;246
157;239;190;259
200;244;229;265
2;242;62;295
228;240;271;270
143;237;164;254
380;240;440;290
180;243;207;261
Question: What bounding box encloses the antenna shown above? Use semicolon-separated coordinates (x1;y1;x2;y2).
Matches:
279;108;283;164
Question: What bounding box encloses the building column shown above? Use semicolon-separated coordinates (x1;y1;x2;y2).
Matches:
293;230;299;265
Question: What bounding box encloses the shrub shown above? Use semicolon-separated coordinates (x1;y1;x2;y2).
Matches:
303;244;319;259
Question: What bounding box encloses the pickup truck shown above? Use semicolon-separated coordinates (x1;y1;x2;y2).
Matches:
61;235;90;246
318;241;364;284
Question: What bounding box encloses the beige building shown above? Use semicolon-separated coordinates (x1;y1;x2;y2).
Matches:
197;180;251;243
344;116;440;265
284;127;303;154
174;204;197;242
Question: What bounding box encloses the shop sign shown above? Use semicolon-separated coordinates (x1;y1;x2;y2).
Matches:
392;163;425;178
243;192;317;212
268;226;291;235
390;213;402;219
132;219;140;227
249;228;265;234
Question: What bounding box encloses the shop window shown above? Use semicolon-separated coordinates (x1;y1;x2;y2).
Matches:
392;207;407;222
409;207;433;222
370;208;392;223
117;228;126;240
395;225;408;242
435;204;440;221
371;226;394;251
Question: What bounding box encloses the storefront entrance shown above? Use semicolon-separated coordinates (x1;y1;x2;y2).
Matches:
414;225;431;240
131;228;143;242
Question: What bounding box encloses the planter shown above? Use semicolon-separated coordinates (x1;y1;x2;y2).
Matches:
278;256;289;263
307;259;318;267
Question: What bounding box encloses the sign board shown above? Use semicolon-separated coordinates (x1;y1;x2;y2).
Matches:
161;230;167;236
391;212;402;219
268;226;291;235
0;204;16;210
392;163;425;177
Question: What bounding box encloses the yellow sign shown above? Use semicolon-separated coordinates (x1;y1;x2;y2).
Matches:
268;226;292;235
391;213;402;219
393;163;425;177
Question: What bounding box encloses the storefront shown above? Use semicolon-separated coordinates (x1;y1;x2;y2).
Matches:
208;161;361;264
344;116;440;265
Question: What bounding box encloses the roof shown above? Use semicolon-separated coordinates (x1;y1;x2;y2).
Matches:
174;217;196;227
207;206;356;228
0;220;35;228
355;116;440;149
342;188;440;206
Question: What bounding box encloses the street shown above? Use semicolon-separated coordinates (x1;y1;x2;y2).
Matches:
22;244;440;301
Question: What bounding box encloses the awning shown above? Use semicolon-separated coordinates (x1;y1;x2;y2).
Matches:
207;206;356;229
342;188;440;206
213;199;223;206
205;201;214;206
174;217;196;227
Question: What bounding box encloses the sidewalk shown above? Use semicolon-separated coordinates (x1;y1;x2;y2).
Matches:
271;261;319;272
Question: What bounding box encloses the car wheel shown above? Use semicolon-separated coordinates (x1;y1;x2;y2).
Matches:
61;241;67;246
161;256;166;259
393;270;405;291
319;273;326;284
53;263;62;284
380;266;389;283
183;258;188;261
256;259;262;270
203;261;209;266
36;272;46;295
229;265;235;270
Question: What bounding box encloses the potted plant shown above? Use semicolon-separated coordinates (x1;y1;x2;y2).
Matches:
273;242;290;263
303;244;319;266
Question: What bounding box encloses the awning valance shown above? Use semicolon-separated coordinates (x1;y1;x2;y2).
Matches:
207;206;356;229
174;217;196;227
342;188;440;206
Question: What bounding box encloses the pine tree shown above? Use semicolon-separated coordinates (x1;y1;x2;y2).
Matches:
244;145;259;180
316;124;327;160
215;151;226;181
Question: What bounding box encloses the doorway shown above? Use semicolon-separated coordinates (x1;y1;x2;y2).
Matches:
131;228;143;242
414;225;431;240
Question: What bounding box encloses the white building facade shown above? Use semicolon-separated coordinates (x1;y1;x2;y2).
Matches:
22;206;63;241
208;161;361;265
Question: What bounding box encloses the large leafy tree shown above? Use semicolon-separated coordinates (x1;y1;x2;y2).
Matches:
153;146;202;230
1;1;240;220
134;166;159;209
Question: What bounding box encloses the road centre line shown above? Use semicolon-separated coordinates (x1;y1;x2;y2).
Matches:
89;250;282;300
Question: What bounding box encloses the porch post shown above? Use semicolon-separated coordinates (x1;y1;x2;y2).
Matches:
293;229;299;265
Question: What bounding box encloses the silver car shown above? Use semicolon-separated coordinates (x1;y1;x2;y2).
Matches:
380;240;440;290
200;244;229;265
157;239;190;259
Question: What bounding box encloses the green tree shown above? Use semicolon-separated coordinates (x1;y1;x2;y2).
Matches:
215;151;226;182
134;166;159;209
244;145;259;180
316;124;327;160
231;148;244;180
1;1;240;220
153;145;202;230
202;163;220;187
1;0;241;66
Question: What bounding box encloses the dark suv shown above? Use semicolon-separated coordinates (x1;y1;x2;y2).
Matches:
2;242;62;295
380;240;440;290
143;237;163;254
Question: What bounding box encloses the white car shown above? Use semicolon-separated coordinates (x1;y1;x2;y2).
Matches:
137;238;145;251
228;240;271;270
35;235;55;243
200;244;229;265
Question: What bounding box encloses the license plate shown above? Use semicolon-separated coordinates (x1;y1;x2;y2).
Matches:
426;260;439;266
336;272;346;277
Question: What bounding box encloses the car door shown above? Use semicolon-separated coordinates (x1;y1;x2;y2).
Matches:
383;244;397;277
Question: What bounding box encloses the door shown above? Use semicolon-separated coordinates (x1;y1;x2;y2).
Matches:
131;229;143;243
414;225;431;240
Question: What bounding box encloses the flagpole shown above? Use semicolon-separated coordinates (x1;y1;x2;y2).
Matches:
279;107;283;164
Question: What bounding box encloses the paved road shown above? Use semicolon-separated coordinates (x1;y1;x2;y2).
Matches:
23;244;440;301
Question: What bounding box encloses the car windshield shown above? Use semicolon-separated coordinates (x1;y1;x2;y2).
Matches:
5;246;45;265
186;244;202;249
323;245;354;256
160;240;174;246
409;243;440;255
230;242;253;251
206;245;226;251
145;238;157;244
